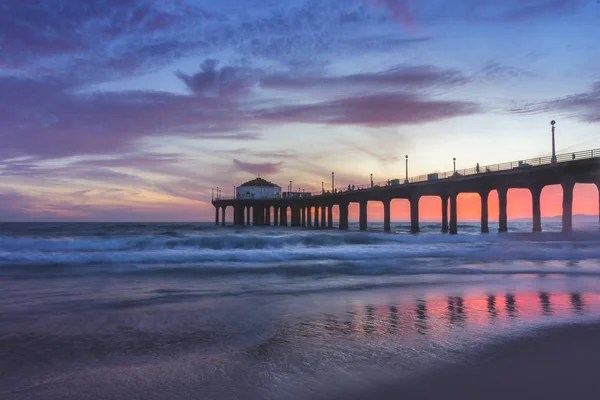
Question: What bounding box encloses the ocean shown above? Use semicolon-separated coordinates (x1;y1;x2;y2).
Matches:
1;221;600;399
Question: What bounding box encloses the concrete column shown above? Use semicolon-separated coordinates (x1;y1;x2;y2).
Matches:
301;207;306;227
215;206;220;226
531;187;542;233
274;206;279;226
562;181;574;233
221;206;226;227
410;196;420;233
259;205;266;226
314;206;320;228
441;195;449;233
246;207;251;226
383;198;391;232
233;205;241;225
327;205;333;228
359;200;367;231
307;206;312;228
265;206;271;226
290;206;299;227
450;194;458;234
498;188;508;233
480;190;489;234
339;203;349;230
321;205;327;228
280;206;288;227
252;206;260;226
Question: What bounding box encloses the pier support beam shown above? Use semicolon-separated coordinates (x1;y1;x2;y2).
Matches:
215;206;220;226
498;188;508;233
265;206;271;226
339;203;349;230
480;190;489;234
274;206;279;226
233;205;242;225
327;205;333;228
246;207;251;226
383;198;391;232
221;206;226;227
410;196;420;233
252;206;260;226
291;206;301;227
321;206;327;228
359;200;367;231
301;207;306;227
441;195;449;233
562;181;574;233
314;206;320;228
450;194;458;234
307;206;312;228
280;206;288;227
531;186;542;232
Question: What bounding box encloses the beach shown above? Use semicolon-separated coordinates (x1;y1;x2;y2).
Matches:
1;222;599;399
340;322;600;400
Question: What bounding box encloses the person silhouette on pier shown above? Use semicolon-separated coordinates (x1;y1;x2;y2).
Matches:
476;163;480;174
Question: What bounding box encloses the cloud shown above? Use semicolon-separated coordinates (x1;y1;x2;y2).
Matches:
0;0;204;82
256;92;480;127
509;81;600;122
476;61;534;81
0;190;33;221
233;160;285;176
367;0;417;29
261;64;467;91
0;75;258;159
176;59;258;99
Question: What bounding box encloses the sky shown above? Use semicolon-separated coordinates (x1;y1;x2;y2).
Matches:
1;0;600;222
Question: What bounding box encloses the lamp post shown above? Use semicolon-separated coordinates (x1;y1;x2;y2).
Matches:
332;172;335;192
370;173;373;188
322;181;324;194
234;186;236;200
551;120;557;164
453;158;456;174
290;181;292;193
405;155;409;184
212;188;214;201
217;187;219;200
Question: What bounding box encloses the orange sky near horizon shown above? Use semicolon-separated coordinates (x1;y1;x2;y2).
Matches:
332;183;599;222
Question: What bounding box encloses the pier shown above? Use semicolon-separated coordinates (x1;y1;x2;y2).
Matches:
212;148;600;234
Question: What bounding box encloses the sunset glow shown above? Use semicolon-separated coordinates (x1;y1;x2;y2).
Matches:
1;1;600;221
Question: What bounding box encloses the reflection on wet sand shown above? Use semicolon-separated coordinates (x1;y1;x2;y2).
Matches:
305;291;597;341
447;296;466;328
571;293;584;314
487;295;497;321
506;293;517;318
415;300;427;335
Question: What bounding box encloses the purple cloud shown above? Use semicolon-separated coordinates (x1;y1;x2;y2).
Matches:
510;82;600;122
0;75;258;159
233;160;285;176
0;0;203;82
261;65;467;91
256;92;480;127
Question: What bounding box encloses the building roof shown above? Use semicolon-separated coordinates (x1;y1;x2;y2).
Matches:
239;177;280;188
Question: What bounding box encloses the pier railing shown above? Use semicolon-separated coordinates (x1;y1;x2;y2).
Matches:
212;148;600;201
309;147;600;197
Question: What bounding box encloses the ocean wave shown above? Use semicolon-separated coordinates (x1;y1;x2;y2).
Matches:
1;229;597;254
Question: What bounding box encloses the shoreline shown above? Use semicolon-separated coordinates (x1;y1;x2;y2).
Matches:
339;321;600;400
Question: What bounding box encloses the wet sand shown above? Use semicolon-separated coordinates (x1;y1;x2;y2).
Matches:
343;322;600;400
